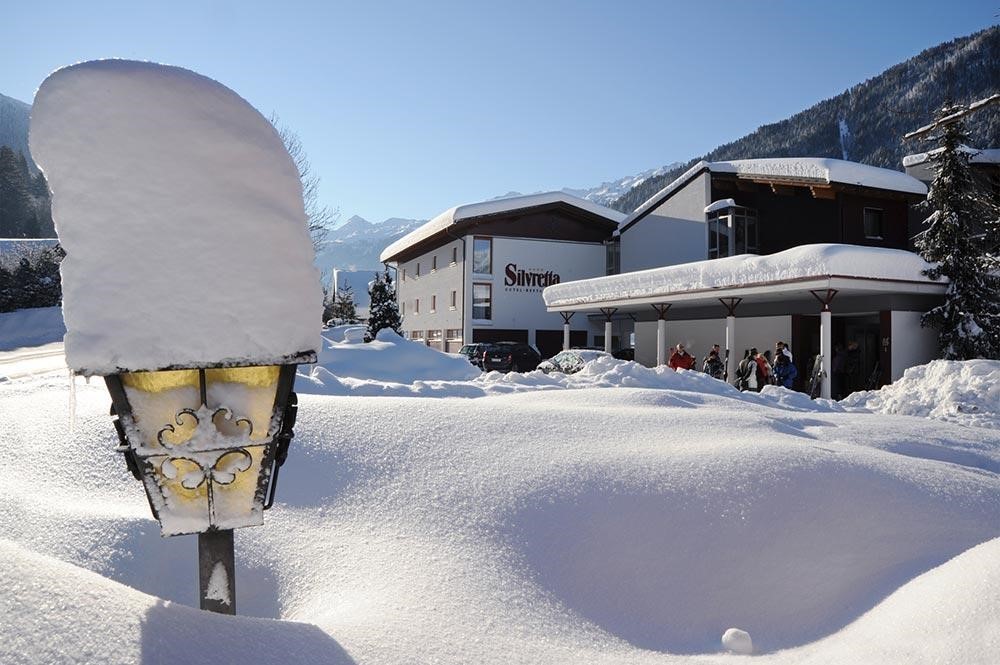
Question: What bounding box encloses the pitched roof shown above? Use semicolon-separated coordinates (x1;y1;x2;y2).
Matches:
619;158;927;234
379;192;625;263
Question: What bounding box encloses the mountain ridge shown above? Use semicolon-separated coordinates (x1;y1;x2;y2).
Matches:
610;26;1000;212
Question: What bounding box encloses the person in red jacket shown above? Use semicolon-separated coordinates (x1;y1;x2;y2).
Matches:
668;343;696;370
754;349;771;390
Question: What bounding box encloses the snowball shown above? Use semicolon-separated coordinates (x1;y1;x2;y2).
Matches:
722;628;753;654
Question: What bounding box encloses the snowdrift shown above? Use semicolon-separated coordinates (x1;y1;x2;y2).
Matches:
844;359;1000;430
3;358;1000;663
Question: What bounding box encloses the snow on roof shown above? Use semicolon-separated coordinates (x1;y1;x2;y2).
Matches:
543;243;941;308
712;158;927;195
621;158;926;232
903;146;1000;167
30;60;322;374
620;161;709;228
379;191;625;263
704;198;737;214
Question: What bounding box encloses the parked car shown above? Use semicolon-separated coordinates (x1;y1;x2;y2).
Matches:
458;343;494;369
537;349;611;375
612;347;635;361
482;341;541;372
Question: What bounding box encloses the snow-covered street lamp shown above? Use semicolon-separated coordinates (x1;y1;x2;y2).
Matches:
30;60;324;615
103;362;305;612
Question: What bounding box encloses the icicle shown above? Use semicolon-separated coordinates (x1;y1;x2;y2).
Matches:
68;369;77;434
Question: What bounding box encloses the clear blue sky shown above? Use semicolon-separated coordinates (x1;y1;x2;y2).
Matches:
3;1;997;223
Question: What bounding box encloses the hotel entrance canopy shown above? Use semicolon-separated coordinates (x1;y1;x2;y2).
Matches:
542;244;946;397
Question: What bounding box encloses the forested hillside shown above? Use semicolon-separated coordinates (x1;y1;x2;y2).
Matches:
612;27;1000;213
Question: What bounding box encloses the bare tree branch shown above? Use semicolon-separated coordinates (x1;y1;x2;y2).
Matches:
268;112;339;252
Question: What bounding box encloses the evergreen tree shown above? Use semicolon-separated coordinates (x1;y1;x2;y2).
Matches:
0;146;32;237
11;257;37;310
365;268;402;342
31;171;49;198
328;285;359;325
915;104;1000;359
0;264;12;312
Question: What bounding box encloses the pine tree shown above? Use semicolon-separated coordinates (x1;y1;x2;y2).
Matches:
329;285;359;325
0;264;12;312
0;146;32;237
914;104;1000;359
365;269;402;342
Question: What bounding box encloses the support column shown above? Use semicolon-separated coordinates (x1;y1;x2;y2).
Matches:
651;304;671;366
810;289;838;400
199;529;235;615
719;298;742;383
599;307;617;354
560;312;574;350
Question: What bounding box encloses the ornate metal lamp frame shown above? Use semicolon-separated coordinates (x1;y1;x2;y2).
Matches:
104;361;302;535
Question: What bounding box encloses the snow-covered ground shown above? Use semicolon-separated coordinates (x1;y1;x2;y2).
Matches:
2;310;999;664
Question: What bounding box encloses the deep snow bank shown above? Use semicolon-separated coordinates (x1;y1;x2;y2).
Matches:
3;368;999;663
844;359;1000;429
300;329;480;389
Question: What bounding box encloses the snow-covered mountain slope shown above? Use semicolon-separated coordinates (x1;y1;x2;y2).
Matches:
315;215;424;274
562;163;684;207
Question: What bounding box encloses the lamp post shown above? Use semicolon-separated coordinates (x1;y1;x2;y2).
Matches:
30;59;325;616
104;360;308;613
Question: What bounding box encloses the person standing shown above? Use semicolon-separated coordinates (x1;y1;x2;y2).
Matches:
775;340;793;363
736;348;758;391
669;343;696;370
754;349;771;391
773;352;798;389
703;349;725;380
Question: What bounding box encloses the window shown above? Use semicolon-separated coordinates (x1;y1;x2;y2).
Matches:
864;207;884;239
450;290;457;309
473;237;492;274
446;328;462;341
402;301;406;316
416;263;421;277
432;255;437;271
472;283;492;320
707;205;757;258
402;268;406;281
415;298;420;314
427;329;443;342
605;238;620;275
411;330;424;342
451;247;458;265
431;295;436;313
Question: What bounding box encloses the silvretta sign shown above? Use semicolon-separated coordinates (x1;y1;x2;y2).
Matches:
504;263;560;293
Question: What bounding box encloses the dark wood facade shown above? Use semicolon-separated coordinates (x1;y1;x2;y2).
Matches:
711;175;914;255
385;202;618;264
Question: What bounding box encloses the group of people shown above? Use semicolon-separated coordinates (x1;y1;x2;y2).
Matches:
667;340;798;391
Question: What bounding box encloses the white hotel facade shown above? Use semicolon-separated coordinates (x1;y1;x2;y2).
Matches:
379;193;624;358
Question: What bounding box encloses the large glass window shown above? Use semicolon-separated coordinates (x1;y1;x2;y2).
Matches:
707;205;758;258
473;237;492;274
472;283;492;320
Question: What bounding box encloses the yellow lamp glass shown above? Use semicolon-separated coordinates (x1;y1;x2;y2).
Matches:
120;366;282;536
